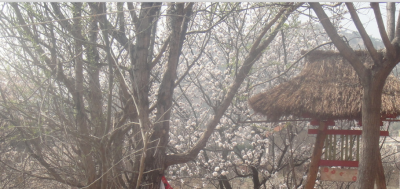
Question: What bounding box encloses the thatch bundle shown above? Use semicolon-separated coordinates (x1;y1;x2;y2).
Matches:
249;50;400;121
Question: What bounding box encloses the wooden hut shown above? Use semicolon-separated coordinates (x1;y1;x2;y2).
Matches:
249;50;400;188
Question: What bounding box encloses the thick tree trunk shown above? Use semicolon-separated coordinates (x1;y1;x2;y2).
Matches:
356;76;385;189
141;3;190;189
305;121;327;189
375;151;387;189
132;3;162;188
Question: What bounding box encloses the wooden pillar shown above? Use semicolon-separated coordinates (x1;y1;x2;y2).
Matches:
375;150;387;189
305;121;327;189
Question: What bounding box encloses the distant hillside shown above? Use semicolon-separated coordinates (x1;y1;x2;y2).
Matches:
340;30;384;50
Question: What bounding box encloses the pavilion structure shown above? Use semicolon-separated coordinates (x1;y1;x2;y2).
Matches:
249;50;400;189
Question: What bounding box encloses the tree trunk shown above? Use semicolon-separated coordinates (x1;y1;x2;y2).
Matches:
375;150;387;189
141;3;190;189
221;175;232;189
305;121;327;189
132;3;162;188
356;75;385;189
251;166;261;189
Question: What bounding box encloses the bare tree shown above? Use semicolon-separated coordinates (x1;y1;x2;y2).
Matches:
0;2;302;188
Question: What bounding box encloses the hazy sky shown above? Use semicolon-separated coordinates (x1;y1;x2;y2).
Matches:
305;3;400;39
344;2;399;39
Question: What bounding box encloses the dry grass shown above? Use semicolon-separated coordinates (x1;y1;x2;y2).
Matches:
249;50;400;121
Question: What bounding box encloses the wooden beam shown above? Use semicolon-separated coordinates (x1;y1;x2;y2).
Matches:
238;119;311;123
305;121;328;189
319;160;359;167
239;119;400;124
308;129;389;136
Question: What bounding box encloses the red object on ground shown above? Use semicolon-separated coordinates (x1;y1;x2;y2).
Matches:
161;176;173;189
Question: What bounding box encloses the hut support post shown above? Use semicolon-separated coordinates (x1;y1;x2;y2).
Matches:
305;121;327;189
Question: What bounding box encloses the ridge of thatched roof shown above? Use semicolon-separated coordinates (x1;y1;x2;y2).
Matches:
249;50;400;121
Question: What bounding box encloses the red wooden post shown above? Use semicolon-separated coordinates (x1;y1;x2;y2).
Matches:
305;121;327;189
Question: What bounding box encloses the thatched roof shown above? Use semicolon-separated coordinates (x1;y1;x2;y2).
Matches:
249;50;400;121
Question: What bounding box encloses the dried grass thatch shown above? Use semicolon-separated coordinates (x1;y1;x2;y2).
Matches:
249;50;400;121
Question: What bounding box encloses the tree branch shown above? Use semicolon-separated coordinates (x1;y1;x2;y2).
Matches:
12;3;76;100
371;2;395;57
174;34;210;87
149;36;170;69
309;2;367;79
345;3;380;65
165;3;303;166
251;3;290;53
396;6;400;39
98;2;114;137
386;3;396;41
127;2;139;29
186;3;239;35
249;41;333;91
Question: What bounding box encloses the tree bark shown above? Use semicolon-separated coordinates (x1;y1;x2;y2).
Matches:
132;3;162;189
141;3;190;188
251;166;261;189
356;77;385;188
375;150;387;189
386;3;396;41
220;175;232;189
71;3;98;188
305;121;327;189
371;2;395;56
